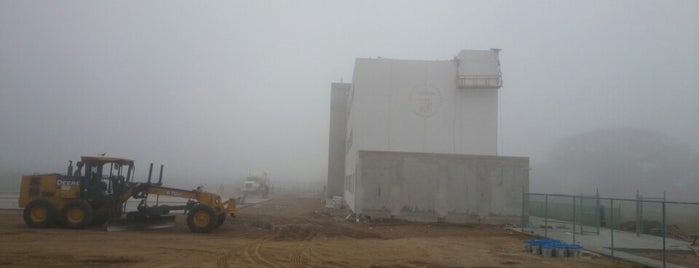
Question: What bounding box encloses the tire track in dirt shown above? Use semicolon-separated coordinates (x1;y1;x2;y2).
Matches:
216;234;279;268
243;234;280;268
287;229;318;267
215;246;238;268
288;241;311;267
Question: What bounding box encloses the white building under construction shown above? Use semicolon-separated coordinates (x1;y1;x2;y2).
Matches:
327;49;529;224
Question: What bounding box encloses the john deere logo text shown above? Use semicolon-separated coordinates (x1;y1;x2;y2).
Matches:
57;180;80;186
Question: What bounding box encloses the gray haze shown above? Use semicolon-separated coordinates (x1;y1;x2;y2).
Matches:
1;1;697;196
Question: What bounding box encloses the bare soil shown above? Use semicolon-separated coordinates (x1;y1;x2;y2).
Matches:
0;193;642;267
617;248;699;268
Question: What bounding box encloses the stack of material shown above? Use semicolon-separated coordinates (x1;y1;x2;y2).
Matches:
525;239;582;258
324;196;345;209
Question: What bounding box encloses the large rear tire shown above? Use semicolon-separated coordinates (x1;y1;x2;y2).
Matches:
187;204;217;233
62;200;93;229
23;199;57;228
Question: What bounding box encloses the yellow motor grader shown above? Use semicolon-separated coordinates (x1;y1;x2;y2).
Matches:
18;156;236;233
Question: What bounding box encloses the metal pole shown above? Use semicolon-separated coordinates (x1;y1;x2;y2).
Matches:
544;194;548;238
579;192;583;234
522;188;527;233
147;163;154;184
640;193;644;236
596;188;600;235
662;201;666;268
572;195;576;244
636;190;641;237
157;164;164;185
610;199;614;257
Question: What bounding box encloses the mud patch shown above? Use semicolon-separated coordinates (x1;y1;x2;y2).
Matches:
79;256;143;265
273;223;317;240
271;222;379;241
246;219;274;230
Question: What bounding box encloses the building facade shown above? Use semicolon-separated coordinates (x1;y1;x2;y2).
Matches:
326;83;350;197
327;49;528;224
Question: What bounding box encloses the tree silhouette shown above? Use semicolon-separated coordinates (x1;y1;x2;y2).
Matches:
536;128;698;201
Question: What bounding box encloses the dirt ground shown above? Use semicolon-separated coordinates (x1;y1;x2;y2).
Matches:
0;193;642;267
617;249;698;268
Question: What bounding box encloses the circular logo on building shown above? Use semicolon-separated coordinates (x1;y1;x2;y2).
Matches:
411;84;442;117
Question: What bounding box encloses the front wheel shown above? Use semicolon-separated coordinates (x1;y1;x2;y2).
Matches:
23;199;57;228
187;204;217;233
62;200;93;229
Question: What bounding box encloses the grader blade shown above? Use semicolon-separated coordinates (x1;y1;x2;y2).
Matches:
106;215;176;232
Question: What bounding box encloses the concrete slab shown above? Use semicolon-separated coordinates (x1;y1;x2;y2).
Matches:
524;216;690;268
236;197;271;209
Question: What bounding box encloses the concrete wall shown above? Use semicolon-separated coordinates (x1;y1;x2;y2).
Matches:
351;150;529;224
326;83;350;197
345;50;501;165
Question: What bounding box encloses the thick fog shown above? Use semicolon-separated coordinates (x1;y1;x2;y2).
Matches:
1;1;697;198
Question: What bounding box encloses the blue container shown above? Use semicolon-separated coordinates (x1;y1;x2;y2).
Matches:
566;244;583;257
553;242;567;257
528;239;562;255
528;239;548;254
541;243;555;257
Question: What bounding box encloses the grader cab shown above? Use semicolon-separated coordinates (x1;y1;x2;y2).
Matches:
18;156;236;233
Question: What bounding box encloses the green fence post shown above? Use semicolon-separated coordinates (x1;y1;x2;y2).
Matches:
572;195;576;244
596;188;600;235
579;193;583;234
662;201;666;268
544;194;548;238
610;199;614;257
521;190;526;233
636;190;641;237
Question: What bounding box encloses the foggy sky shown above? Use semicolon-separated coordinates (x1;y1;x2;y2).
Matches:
1;1;697;190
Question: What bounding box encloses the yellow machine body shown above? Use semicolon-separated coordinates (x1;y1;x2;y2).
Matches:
17;156;236;233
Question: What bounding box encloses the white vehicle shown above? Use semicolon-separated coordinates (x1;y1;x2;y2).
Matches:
240;172;270;198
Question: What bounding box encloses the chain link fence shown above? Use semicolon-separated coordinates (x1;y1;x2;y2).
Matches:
522;191;699;267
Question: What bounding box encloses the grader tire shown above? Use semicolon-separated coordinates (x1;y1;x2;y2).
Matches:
23;199;57;228
62;200;93;229
187;204;217;233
